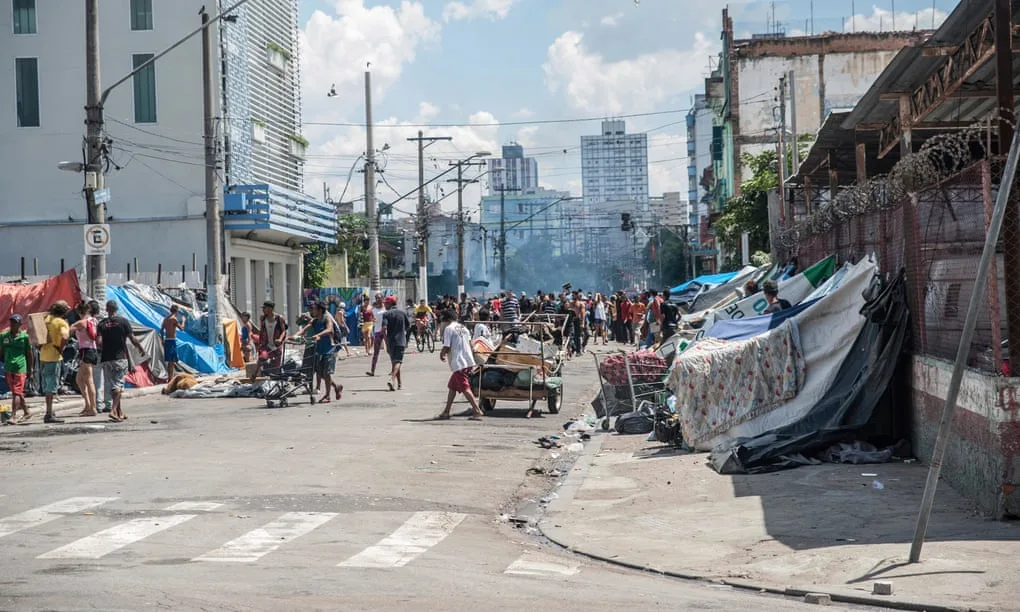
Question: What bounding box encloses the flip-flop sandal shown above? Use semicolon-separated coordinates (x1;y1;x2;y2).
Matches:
17;414;34;424
468;416;483;421
433;414;451;421
365;371;375;377
108;416;122;423
319;397;331;404
387;381;395;391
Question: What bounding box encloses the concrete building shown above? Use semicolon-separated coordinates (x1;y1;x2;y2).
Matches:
487;143;538;195
0;0;334;325
649;192;688;229
581;120;649;213
479;187;573;258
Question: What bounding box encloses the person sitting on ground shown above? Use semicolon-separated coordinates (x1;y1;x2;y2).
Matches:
436;309;483;421
762;280;792;314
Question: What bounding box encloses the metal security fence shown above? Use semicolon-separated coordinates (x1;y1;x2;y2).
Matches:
792;158;1014;374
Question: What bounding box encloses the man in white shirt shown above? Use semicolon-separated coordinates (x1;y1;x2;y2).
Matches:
473;309;492;341
436;310;483;421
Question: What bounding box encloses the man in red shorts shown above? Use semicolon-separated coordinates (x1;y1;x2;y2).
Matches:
1;314;34;423
436;309;482;421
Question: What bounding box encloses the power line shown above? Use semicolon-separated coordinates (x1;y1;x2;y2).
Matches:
302;109;689;129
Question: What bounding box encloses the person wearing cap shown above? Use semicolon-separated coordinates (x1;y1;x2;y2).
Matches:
1;313;33;423
381;295;410;391
98;301;144;423
39;301;71;424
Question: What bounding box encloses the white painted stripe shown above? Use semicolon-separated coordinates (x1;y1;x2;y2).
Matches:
37;514;197;559
338;511;466;569
504;554;580;577
194;512;337;563
0;497;118;539
164;502;223;512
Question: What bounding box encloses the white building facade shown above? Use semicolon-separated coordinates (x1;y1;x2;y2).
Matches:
487;143;538;195
581;120;649;214
0;0;333;325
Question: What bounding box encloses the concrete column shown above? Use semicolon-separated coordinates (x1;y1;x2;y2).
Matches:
252;259;268;306
286;261;300;328
232;256;250;314
271;261;286;325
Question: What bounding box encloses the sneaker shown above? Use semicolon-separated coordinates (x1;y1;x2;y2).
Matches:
44;415;64;424
387;378;395;392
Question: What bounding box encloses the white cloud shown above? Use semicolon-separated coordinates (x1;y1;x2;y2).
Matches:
443;0;517;22
845;7;948;33
300;0;440;124
514;126;540;148
418;102;441;121
542;31;717;114
600;12;624;27
513;107;535;119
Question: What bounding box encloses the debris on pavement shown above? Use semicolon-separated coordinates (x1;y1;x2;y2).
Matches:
873;581;894;596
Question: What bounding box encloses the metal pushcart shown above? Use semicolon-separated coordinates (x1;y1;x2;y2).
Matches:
261;340;316;408
469;318;567;418
592;350;670;431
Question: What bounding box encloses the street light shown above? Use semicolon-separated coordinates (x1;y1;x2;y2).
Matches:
450;151;491;296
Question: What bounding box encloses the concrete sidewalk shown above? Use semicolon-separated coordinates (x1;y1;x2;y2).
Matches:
540;432;1020;612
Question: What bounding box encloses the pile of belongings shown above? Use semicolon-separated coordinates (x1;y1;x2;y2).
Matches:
598;349;667;386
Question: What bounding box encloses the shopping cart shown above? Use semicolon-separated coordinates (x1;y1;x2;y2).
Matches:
261;340;316;408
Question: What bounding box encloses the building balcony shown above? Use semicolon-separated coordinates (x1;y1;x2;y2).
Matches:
223;184;338;245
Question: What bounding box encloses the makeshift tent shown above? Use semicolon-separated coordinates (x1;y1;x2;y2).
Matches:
687;266;764;314
107;285;228;374
675;256;878;451
671;271;740;294
0;270;82;323
709;272;909;474
710;256;835;324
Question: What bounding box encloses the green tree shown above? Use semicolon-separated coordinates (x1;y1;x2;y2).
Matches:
335;213;369;278
714;150;775;269
303;243;329;288
643;228;689;288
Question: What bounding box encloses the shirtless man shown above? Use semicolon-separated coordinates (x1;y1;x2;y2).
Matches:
161;305;185;380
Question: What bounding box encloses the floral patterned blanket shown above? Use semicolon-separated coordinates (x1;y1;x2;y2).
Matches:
668;320;805;447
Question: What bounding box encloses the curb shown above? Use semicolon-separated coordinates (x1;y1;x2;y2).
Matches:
17;376;219;417
536;436;976;612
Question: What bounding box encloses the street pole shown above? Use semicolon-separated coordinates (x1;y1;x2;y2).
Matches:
407;131;452;302
84;0;105;302
201;8;222;345
499;187;507;290
789;70;800;172
448;158;487;297
777;74;788;230
364;70;381;293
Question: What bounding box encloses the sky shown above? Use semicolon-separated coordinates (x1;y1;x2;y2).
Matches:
297;0;955;219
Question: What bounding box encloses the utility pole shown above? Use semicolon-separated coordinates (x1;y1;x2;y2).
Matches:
789;70;800;172
201;8;222;345
407;131;451;301
777;74;788;230
84;0;105;302
493;186;516;290
364;70;380;292
448;158;486;296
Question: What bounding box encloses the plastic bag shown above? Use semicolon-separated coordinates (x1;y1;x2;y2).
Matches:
614;405;656;435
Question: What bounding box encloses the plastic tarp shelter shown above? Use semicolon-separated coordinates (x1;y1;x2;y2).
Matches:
0;270;82;323
107;285;228;374
671;271;739;294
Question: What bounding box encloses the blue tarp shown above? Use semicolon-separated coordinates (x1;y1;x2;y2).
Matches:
106;285;229;374
706;299;818;341
671;271;739;294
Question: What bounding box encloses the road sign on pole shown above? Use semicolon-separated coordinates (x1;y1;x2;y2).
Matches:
84;224;111;255
94;188;110;204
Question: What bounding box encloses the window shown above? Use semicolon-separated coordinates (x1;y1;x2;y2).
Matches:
266;42;290;72
15;57;39;127
130;0;152;30
132;53;157;123
13;0;36;34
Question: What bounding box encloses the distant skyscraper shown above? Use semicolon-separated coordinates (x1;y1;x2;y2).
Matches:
487;142;538;194
581;120;649;213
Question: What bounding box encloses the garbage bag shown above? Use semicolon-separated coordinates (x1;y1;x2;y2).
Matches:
481;369;508;391
615;405;656;435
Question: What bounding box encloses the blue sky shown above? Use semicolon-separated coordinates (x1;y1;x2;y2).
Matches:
297;0;956;215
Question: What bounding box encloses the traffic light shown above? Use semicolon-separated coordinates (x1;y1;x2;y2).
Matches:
621;213;632;231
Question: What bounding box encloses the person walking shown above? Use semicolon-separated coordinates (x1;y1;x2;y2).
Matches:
69;301;100;417
239;312;255;363
618;293;632;345
381;296;410;391
98;301;145;423
1;314;33;424
592;293;608;345
630;296;646;346
296;303;342;404
436;309;483;421
161;304;186;381
39;301;71;424
366;294;387;377
359;295;375;356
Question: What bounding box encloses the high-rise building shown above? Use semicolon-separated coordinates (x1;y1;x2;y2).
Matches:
487;142;538;194
581;120;649;214
0;0;334;323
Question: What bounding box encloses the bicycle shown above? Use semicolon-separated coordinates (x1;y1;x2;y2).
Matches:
415;317;436;353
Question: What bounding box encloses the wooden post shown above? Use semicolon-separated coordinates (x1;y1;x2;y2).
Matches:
900;94;927;350
182;264;186;285
995;0;1020;370
829;156;839;257
60;259;65;273
20;257;25;280
133;257;138;275
856;141;867;260
127;262;131;281
192;252;197;272
33;258;38;276
157;263;162;286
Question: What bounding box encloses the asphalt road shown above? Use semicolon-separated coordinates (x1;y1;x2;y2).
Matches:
0;347;868;611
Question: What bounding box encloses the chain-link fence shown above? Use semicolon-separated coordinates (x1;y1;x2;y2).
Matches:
791;156;1017;375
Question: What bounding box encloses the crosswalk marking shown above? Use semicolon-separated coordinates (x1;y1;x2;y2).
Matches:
37;514;197;559
193;512;337;563
504;553;580;578
338;511;466;569
164;502;223;512
0;497;118;539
